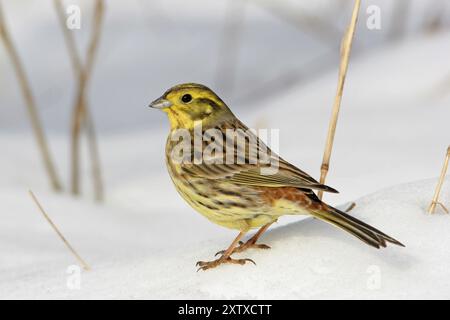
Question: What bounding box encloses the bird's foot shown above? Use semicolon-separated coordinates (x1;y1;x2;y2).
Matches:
196;256;255;271
215;240;271;256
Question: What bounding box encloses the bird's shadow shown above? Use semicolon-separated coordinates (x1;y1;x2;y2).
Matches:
253;216;416;270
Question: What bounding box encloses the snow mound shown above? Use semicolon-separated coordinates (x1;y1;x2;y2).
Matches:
1;178;449;299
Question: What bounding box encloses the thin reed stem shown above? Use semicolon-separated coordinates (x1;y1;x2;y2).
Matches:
318;0;360;200
29;190;90;270
428;147;450;214
54;0;104;201
0;2;62;191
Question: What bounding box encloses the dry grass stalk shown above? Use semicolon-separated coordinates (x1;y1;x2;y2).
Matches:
54;0;104;198
54;0;104;201
85;112;103;201
345;202;356;212
428;147;450;214
0;2;62;191
70;0;104;198
318;0;360;200
29;190;91;270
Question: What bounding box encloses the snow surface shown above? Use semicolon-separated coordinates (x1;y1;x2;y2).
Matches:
1;178;449;299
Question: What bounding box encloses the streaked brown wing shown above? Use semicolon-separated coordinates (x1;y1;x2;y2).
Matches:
180;118;338;194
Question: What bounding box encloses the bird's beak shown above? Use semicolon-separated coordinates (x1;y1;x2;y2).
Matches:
149;97;172;109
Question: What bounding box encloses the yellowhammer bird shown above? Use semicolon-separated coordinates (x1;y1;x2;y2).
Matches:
149;83;404;271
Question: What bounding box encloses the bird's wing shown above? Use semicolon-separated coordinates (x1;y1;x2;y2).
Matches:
230;159;338;193
183;158;338;193
180;119;338;193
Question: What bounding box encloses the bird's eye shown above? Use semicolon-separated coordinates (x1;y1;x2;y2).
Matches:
181;94;192;103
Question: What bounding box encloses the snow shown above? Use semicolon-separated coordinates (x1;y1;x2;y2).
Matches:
1;1;450;299
1;178;449;299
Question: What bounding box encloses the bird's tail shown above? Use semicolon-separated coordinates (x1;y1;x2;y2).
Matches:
311;204;404;249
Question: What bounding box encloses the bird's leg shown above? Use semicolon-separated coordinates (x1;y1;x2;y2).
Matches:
196;231;255;271
234;222;274;252
215;222;274;256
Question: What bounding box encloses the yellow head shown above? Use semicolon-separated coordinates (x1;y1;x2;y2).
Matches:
149;83;235;129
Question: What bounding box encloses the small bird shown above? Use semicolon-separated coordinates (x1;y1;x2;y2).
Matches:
149;83;404;271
